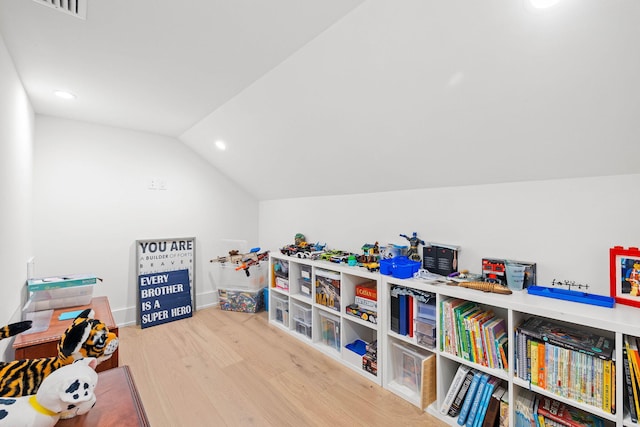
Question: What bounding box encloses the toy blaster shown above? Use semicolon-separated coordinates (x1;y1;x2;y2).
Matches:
235;250;270;276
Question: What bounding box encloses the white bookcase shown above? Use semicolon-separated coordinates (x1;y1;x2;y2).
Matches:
268;253;382;385
383;275;639;427
269;252;640;426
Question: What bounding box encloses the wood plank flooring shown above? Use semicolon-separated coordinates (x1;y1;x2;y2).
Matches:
118;307;447;427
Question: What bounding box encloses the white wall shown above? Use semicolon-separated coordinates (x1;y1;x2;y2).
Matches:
259;174;640;297
0;34;34;357
33;116;259;325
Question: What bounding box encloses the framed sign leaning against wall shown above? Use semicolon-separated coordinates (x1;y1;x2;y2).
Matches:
136;237;196;328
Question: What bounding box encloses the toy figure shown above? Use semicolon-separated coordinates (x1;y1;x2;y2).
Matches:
294;233;306;246
400;232;425;262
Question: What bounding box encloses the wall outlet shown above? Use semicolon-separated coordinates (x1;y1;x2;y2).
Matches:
148;178;167;190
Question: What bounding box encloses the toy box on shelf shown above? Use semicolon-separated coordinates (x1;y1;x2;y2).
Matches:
216;263;268;313
291;300;312;339
298;264;312;298
272;292;289;325
415;300;436;350
390;341;436;410
272;258;289;290
315;269;341;311
319;310;341;351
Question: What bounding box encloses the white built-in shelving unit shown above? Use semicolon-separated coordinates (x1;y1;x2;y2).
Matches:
269;252;639;426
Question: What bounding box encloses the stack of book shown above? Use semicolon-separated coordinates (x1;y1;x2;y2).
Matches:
440;365;506;427
514;391;605;427
515;317;615;414
439;298;508;370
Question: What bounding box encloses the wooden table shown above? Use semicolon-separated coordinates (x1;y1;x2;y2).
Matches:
56;365;150;426
13;296;119;372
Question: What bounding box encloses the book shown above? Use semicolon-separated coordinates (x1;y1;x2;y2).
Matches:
399;294;408;336
498;388;509;427
441;364;472;414
484;317;505;369
472;376;501;427
537;341;546;389
472;310;495;366
495;333;508;371
466;372;490;427
481;385;506;427
449;369;477;417
457;303;481;360
623;347;638;423
517;317;613;361
535;395;605;427
626;342;640;420
457;370;484;425
390;293;400;333
602;358;612;414
530;340;539;387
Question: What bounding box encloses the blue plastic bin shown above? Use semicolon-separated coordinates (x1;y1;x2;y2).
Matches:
379;256;421;279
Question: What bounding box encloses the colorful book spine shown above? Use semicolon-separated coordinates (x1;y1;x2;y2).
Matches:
449;369;476;417
538;341;546;389
531;340;539;387
472;377;500;427
457;370;483;426
465;373;490;427
441;364;472;414
623;347;638;422
399;294;408;336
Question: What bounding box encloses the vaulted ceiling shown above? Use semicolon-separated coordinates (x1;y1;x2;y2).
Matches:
2;0;639;200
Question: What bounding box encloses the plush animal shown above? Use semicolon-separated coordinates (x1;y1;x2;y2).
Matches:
0;357;98;426
0;309;118;397
0;321;33;340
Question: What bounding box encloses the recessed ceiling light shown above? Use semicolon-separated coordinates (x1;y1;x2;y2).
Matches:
215;140;227;151
529;0;560;9
54;90;76;100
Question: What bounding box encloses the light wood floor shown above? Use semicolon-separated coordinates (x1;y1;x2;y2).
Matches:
118;307;448;427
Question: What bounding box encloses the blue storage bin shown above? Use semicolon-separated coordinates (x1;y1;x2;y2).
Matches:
379;256;421;279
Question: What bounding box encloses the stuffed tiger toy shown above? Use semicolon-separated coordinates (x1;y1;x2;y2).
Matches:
0;320;33;340
0;309;118;397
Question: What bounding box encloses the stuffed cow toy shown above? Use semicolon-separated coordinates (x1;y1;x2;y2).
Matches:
0;357;98;426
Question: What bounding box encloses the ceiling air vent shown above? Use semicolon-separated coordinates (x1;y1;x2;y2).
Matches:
33;0;87;20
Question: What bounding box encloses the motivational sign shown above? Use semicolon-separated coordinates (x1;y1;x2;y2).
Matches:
136;237;196;328
139;269;192;328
